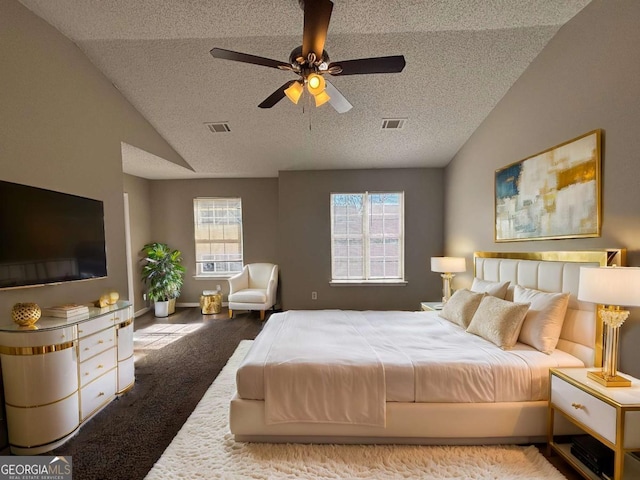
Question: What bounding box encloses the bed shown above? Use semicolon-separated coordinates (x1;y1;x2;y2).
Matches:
230;250;624;444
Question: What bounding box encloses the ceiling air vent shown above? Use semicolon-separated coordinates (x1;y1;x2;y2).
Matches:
381;118;406;130
205;122;231;133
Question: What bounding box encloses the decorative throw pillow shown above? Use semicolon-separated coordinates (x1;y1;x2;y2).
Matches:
439;289;486;328
514;285;570;354
466;296;530;349
470;277;510;299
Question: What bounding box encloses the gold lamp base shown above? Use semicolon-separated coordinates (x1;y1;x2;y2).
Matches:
587;370;631;388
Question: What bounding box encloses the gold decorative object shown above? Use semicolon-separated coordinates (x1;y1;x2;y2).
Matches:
95;294;110;308
107;291;119;305
200;292;222;314
11;303;42;326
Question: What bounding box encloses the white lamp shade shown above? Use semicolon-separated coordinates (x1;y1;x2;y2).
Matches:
431;257;466;273
578;266;640;307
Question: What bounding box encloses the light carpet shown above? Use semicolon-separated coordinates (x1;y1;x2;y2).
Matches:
145;340;566;480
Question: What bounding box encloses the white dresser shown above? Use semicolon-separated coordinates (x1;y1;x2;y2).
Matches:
0;301;134;454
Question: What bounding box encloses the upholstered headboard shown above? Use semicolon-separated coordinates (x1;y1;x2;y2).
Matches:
474;250;625;368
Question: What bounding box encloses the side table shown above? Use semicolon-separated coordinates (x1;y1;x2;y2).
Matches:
548;367;640;480
420;301;443;312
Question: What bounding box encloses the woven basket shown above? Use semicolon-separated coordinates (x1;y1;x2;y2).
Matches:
11;303;42;326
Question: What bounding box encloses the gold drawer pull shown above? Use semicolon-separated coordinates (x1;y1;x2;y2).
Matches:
78;330;83;334
571;402;584;410
98;392;105;396
84;347;90;351
98;364;103;369
84;372;89;376
98;340;104;344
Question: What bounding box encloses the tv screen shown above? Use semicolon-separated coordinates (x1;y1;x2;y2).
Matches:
0;180;108;289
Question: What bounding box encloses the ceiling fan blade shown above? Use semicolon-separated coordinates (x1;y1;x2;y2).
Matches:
329;55;406;76
210;48;289;70
258;81;296;109
302;0;333;59
324;80;352;114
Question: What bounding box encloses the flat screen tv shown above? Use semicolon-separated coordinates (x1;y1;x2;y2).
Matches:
0;180;108;289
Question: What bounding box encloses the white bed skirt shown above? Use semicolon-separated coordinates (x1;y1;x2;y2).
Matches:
230;393;579;445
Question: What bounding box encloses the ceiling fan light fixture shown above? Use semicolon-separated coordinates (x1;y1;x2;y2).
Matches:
307;73;326;96
284;81;304;104
314;89;331;107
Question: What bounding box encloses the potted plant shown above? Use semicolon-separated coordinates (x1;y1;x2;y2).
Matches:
140;242;186;317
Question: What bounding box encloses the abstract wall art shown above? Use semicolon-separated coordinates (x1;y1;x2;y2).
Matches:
495;130;601;242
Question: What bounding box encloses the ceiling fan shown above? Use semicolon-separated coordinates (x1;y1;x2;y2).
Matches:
210;0;406;113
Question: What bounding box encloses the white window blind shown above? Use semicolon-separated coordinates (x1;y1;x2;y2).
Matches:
331;192;404;281
193;198;243;276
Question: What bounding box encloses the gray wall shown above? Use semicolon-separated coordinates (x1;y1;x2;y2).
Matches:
0;0;187;313
123;174;152;314
278;169;444;310
146;178;279;303
444;0;640;376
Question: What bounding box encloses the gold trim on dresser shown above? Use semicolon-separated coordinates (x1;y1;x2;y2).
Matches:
0;340;76;356
116;318;133;329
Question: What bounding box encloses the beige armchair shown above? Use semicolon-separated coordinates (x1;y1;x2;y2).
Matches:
228;263;278;320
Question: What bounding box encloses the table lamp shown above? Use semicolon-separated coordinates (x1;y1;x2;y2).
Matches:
431;257;466;304
578;266;640;387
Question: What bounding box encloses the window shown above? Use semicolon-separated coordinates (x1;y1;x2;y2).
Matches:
193;198;243;276
331;192;404;282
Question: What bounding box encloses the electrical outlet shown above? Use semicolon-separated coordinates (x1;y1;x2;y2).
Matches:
311;291;318;300
143;293;147;301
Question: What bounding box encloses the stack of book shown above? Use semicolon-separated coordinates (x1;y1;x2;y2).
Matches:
571;435;614;479
42;304;90;319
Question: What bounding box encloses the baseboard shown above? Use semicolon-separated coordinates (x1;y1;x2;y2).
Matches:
135;306;151;317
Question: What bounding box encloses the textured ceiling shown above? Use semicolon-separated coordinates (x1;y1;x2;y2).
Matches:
18;0;591;179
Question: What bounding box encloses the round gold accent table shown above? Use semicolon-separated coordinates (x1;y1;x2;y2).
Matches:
200;291;222;314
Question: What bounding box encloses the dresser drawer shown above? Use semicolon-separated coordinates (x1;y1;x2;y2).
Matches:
6;392;79;448
80;368;116;421
80;347;116;388
1;347;78;407
77;313;115;339
79;328;115;362
0;327;75;349
551;374;616;443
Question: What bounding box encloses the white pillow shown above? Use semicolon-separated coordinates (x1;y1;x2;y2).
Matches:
466;296;530;349
514;285;570;354
470;277;510;299
439;289;485;328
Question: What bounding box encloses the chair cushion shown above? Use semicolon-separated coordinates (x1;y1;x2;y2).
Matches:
229;289;267;303
247;263;276;289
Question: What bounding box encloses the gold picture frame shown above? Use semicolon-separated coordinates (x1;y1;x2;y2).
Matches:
495;129;601;242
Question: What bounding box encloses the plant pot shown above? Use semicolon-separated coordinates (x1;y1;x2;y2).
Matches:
154;299;177;318
154;301;170;318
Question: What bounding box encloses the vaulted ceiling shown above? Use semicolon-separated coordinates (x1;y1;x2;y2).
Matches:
18;0;591;179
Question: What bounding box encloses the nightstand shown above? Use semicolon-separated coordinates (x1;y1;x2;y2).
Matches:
420;302;443;312
548;367;640;480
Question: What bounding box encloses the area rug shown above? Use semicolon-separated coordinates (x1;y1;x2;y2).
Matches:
145;340;566;480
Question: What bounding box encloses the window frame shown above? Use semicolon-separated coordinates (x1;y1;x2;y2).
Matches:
193;197;244;278
330;191;405;284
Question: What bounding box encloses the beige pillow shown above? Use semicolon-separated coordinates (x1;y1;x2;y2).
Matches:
470;277;510;299
514;285;570;354
466;296;530;349
439;289;486;328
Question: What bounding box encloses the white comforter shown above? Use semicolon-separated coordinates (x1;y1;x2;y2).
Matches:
237;310;584;427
